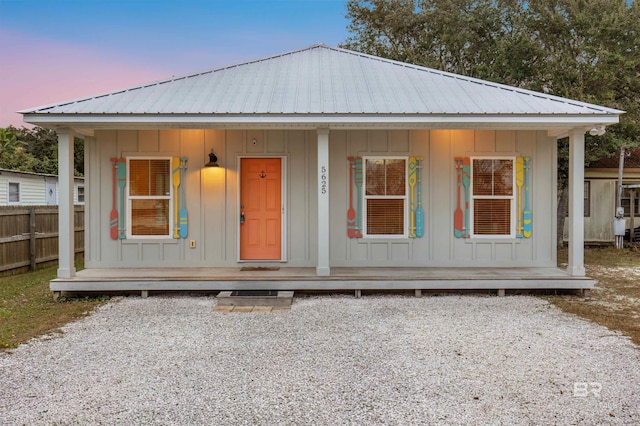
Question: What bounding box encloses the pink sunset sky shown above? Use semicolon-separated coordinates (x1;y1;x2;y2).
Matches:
0;0;349;127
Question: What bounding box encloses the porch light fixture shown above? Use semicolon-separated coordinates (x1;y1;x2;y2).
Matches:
589;125;605;136
205;149;220;167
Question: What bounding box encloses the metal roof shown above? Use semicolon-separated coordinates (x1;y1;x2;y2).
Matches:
21;44;622;127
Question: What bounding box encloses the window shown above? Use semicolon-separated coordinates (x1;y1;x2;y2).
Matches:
620;184;640;216
471;158;514;237
77;186;85;204
8;182;20;203
584;181;590;217
363;157;407;237
127;158;171;237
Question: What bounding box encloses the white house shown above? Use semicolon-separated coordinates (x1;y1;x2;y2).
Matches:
0;168;84;206
566;149;640;243
20;45;622;295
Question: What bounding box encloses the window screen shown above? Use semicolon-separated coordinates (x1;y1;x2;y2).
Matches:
364;158;406;236
128;159;171;236
472;158;514;236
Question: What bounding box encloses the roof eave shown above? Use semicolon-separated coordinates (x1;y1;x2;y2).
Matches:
22;113;620;132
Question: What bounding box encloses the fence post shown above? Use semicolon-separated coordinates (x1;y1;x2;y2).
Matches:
29;207;37;270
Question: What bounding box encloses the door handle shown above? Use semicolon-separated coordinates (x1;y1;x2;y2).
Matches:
240;212;245;224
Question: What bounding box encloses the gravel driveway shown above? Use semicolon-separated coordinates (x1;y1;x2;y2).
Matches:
1;295;639;425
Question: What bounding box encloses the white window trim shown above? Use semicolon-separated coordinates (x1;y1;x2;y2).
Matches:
362;156;409;239
8;181;20;204
470;156;516;239
77;185;85;204
126;156;173;239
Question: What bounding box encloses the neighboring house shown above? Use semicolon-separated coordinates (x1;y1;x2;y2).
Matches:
20;45;622;295
0;168;84;206
565;150;640;243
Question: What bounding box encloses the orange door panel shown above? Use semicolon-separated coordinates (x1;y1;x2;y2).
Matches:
240;158;282;260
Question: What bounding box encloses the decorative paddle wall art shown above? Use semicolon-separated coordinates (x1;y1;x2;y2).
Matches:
346;156;424;239
171;157;181;239
416;157;425;238
523;157;532;238
408;157;417;238
179;157;189;238
116;158;126;239
453;156;532;239
109;158;122;240
347;157;357;238
461;158;471;238
454;158;464;238
354;157;364;238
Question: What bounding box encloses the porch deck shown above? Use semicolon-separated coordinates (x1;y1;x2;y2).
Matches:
51;267;594;292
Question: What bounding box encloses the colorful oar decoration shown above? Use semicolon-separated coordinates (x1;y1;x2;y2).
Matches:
116;158;126;239
179;157;188;239
461;158;470;238
516;157;525;238
408;157;417;238
523;157;532;238
109;158;119;240
347;157;357;238
415;157;424;238
172;157;181;239
454;158;464;238
453;156;532;238
354;157;363;238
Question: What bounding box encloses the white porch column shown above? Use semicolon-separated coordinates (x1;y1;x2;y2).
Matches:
57;128;76;278
567;129;586;276
317;129;330;276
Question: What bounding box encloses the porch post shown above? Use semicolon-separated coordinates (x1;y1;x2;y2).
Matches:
57;128;76;278
317;128;330;276
567;129;586;276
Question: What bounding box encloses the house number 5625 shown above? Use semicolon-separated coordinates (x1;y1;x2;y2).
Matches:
320;166;328;195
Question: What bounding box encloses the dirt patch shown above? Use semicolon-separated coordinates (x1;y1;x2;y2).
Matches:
549;247;640;346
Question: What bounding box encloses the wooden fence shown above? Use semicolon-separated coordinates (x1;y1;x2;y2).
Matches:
0;206;84;273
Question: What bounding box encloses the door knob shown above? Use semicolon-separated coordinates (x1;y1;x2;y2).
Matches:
240;212;245;224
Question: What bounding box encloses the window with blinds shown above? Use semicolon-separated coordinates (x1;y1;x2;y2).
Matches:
128;158;171;237
472;158;514;236
364;158;407;236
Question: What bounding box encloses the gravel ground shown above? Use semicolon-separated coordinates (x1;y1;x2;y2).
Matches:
1;295;639;425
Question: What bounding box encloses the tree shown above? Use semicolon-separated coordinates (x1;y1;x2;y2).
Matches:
342;0;640;169
0;126;84;176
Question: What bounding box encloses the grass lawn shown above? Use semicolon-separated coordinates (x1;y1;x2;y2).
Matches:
550;247;640;346
0;259;106;350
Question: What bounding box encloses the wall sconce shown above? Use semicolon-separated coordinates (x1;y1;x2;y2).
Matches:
589;125;606;136
205;149;220;167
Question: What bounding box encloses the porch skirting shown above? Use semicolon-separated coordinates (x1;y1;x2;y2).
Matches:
50;267;594;292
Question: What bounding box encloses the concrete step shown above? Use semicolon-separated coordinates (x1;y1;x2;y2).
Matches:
216;290;294;307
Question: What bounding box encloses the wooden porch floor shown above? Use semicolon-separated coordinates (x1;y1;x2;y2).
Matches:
51;267;594;292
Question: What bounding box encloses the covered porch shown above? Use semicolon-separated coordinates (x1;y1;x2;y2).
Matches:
51;266;594;296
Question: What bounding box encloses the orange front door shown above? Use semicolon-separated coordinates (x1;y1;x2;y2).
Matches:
240;158;282;260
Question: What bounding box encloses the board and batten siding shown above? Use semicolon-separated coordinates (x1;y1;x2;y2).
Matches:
87;129;557;269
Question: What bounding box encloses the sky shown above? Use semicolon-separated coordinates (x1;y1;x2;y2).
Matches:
0;0;351;127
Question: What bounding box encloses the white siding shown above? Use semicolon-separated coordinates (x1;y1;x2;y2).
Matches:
0;174;46;205
564;176;640;242
0;173;84;206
